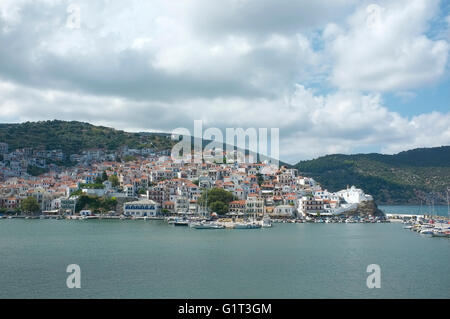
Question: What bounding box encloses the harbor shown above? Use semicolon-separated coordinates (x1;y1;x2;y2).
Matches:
2;206;448;239
1;216;449;299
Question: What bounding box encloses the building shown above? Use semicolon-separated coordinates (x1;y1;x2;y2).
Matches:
245;195;264;216
0;143;8;154
298;196;324;216
60;198;77;215
337;186;373;204
124;184;135;197
272;205;296;217
228;200;246;216
162;201;175;212
174;196;189;213
123;199;161;217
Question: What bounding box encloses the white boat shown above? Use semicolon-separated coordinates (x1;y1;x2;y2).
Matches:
261;218;272;228
234;221;261;229
173;218;189;226
432;229;449;237
190;221;224;229
419;228;434;235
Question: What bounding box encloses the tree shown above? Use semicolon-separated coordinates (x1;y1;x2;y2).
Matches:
75;195;117;214
210;201;228;215
199;188;235;216
94;176;103;184
108;175;120;188
21;197;40;215
27;165;49;176
256;173;264;186
101;171;108;182
124;155;137;162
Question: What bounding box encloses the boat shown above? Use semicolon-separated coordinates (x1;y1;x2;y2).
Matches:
234;221;261;229
80;215;94;220
261;217;272;228
419;228;434;235
173;218;189;226
190;221;224;229
166;216;177;224
432;229;449;237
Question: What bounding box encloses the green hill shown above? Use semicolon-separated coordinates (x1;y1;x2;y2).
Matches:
0;120;174;155
294;147;450;204
0;120;286;165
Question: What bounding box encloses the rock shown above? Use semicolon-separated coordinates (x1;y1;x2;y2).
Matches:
343;200;384;217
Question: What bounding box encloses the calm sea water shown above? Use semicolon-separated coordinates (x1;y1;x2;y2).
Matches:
0;210;449;299
379;205;449;217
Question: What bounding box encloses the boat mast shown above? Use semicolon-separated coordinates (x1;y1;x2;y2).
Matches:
205;186;208;218
447;187;449;219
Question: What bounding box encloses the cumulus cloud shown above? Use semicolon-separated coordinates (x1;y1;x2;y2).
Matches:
327;0;449;91
0;0;449;163
0;0;321;101
2;80;449;163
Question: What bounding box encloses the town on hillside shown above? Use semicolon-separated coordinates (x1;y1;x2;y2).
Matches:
0;142;383;222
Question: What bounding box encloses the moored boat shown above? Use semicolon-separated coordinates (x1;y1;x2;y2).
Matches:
190;221;224;229
234;221;261;229
432;229;449;237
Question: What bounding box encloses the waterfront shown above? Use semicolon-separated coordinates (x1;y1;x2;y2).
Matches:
379;205;449;217
0;215;449;299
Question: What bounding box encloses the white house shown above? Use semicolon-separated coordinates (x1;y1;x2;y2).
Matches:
123;199;161;217
272;205;296;217
337;186;373;204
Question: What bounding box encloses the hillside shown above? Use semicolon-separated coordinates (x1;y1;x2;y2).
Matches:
0;120;287;165
294;147;450;205
0;120;175;155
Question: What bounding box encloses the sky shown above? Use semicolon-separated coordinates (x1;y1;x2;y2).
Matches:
0;0;449;164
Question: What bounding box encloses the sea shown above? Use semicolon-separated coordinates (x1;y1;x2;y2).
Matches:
0;205;448;299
